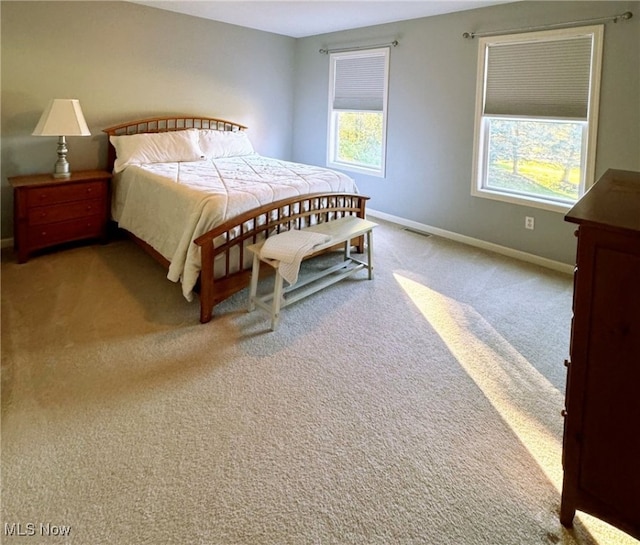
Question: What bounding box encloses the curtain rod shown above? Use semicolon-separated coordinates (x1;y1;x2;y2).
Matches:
319;40;398;54
462;11;632;39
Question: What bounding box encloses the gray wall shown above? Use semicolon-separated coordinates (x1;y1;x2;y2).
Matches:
1;1;295;238
2;1;639;266
293;1;640;264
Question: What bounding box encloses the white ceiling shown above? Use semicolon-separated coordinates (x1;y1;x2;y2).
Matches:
129;1;510;38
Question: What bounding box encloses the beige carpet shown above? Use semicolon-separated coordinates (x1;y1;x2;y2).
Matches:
1;220;636;545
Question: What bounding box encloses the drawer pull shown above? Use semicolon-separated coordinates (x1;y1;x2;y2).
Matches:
561;409;568;417
564;359;570;367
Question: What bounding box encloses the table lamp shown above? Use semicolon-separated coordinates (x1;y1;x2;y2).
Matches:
32;99;91;179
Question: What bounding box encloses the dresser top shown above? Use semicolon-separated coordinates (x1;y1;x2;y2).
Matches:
565;169;640;233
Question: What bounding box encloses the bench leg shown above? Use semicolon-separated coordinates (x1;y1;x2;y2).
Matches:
367;229;374;280
271;270;285;331
248;253;260;312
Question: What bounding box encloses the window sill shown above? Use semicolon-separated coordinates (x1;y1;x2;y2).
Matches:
327;161;385;178
472;186;573;213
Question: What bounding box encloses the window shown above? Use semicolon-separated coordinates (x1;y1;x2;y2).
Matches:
472;26;603;211
328;48;389;177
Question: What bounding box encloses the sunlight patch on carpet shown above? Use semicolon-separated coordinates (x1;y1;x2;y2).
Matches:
394;273;638;545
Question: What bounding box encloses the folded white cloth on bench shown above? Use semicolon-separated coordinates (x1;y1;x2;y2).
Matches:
260;230;332;285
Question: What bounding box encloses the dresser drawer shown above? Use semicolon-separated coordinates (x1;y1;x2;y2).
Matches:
26;181;106;207
26;215;105;250
28;198;105;226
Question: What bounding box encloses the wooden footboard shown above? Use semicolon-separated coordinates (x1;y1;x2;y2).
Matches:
193;193;368;323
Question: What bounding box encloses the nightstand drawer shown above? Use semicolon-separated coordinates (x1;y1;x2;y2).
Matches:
26;181;106;207
27;215;105;250
28;198;105;225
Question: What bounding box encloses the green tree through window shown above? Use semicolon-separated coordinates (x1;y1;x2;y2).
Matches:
486;118;583;202
336;112;383;169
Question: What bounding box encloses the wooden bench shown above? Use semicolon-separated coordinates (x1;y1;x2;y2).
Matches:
247;216;377;330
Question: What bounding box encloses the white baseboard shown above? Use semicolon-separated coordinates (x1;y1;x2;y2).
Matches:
1;237;14;250
366;208;574;275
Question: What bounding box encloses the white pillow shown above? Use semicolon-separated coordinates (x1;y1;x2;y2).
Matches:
198;130;255;159
110;129;204;173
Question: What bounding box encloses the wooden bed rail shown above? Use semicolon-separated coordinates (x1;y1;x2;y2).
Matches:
194;192;369;323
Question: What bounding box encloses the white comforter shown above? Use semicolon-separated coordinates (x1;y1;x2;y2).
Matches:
111;154;357;300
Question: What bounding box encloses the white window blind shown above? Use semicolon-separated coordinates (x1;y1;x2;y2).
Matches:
484;35;594;119
332;52;387;111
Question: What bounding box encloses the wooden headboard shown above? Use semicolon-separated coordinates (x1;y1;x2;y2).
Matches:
102;115;248;171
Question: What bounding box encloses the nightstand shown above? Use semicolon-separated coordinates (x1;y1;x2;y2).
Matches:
8;170;111;263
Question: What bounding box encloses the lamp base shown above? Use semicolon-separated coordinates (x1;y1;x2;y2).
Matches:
53;135;71;179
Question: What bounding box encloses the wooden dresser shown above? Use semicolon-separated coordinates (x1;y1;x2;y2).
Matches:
561;169;640;539
9;170;111;263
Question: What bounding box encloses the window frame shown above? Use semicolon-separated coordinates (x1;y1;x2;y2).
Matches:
327;47;390;178
471;26;604;212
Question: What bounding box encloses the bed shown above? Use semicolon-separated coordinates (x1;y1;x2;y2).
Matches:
103;116;368;323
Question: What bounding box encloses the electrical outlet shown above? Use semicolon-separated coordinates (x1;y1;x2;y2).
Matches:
525;216;535;230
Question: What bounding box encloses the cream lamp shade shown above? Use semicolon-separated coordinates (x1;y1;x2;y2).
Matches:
32;99;91;178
